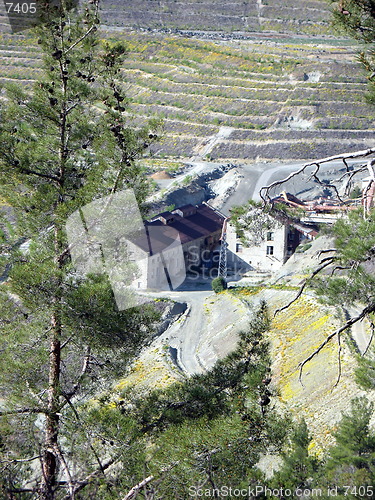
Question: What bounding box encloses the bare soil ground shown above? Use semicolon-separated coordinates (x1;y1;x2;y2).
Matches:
115;236;375;454
114;290;250;391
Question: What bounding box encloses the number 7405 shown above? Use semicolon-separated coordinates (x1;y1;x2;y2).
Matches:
5;3;37;14
343;486;374;497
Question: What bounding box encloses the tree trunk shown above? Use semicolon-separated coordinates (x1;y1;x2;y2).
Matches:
40;32;69;497
40;218;64;498
40;311;61;500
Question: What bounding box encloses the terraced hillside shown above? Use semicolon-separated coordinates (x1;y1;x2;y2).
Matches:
115;32;375;160
101;0;332;36
0;0;333;35
0;2;374;161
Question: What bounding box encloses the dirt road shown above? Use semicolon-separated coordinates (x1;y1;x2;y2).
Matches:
163;290;211;374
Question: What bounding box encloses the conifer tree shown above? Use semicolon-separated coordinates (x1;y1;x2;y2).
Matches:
321;397;375;493
270;419;320;492
0;1;160;497
330;0;375;101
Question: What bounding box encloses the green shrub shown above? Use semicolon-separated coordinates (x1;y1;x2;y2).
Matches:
212;276;227;293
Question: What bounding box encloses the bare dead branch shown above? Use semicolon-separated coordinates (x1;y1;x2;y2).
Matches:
122;476;155;500
62;347;91;402
260;162;315;203
61;457;117;500
57;167;132;266
319;255;336;265
366;158;375;181
26;380;47;406
362;320;375;357
66;102;79;115
363;179;375;219
0;455;41;465
330;265;351;276
60;395;107;477
333;332;342;388
304;148;375;167
121;462;180;500
0;407;45;417
60;336;74;350
298;303;375;384
259;147;375;203
194;448;221;459
311;174;345;203
341;165;368;196
308;162;320;181
317;248;337;257
53;444;75;499
274;258;334;316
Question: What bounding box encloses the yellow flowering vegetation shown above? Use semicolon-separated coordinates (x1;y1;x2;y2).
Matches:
267;295;361;452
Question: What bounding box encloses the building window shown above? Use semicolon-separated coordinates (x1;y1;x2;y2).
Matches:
266;246;274;255
266;231;274;241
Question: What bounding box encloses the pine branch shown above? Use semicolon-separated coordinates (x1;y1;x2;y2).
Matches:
333;331;343;388
19;166;60;182
122;476;155;500
61;457;117;500
0;455;41;464
65;1;100;54
274;258;334;317
298;303;375;384
0;151;59;182
0;407;46;417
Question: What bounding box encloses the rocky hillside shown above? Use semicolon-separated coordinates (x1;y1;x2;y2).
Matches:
0;1;374;162
101;0;332;36
118;31;375;161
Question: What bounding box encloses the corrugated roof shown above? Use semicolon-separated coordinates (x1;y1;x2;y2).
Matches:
172;204;196;216
131;204;225;254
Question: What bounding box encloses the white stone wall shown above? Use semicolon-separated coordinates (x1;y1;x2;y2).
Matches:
127;228;222;289
147;245;186;290
126;240;149;290
227;220;288;273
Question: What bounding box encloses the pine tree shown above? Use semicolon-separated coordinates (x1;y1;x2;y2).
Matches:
0;1;160;497
270;419;320;492
312;208;375;308
321;397;375;493
330;0;375;102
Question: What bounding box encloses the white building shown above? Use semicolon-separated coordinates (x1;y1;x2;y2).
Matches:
227;215;318;274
